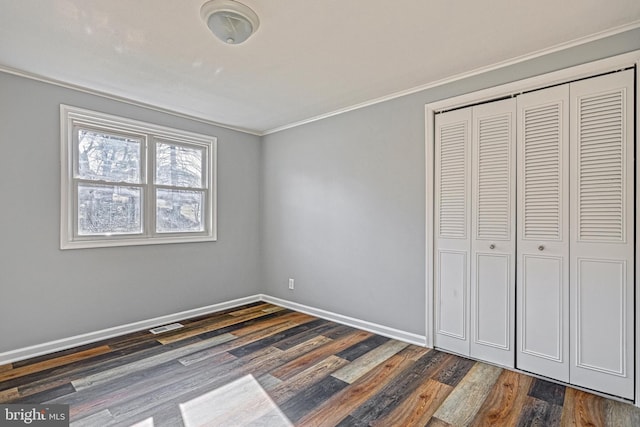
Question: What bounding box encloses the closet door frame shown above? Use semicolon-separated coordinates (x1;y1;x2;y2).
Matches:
636;60;640;408
425;50;640;405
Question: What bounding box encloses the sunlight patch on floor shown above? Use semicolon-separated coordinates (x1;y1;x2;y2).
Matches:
129;417;154;427
179;375;292;426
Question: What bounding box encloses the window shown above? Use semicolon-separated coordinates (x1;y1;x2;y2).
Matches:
61;105;216;249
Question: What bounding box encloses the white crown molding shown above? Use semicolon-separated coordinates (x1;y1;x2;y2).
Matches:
262;20;640;135
0;64;262;137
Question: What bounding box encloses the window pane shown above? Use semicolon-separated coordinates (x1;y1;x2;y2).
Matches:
78;184;142;235
77;129;141;183
155;142;203;188
156;189;204;233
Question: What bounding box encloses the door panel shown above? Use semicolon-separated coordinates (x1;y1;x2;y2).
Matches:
470;99;515;367
569;70;634;399
575;259;626;374
474;254;510;347
516;85;570;381
434;107;472;355
520;254;567;380
436;251;467;341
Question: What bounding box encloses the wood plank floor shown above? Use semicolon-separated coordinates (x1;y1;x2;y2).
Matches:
1;302;639;426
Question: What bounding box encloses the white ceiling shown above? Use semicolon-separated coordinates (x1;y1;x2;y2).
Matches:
1;1;639;134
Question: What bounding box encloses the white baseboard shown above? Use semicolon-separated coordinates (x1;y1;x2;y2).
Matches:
0;295;261;365
259;294;427;347
0;293;427;365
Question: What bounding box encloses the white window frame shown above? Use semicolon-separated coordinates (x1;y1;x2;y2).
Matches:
60;105;217;249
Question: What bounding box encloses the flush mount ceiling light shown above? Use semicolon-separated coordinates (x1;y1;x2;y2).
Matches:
200;0;260;45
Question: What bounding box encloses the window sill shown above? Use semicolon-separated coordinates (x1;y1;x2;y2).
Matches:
60;234;217;250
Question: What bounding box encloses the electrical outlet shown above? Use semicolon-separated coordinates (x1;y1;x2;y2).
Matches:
288;278;295;290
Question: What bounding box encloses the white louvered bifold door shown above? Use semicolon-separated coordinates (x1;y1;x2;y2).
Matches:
470;99;516;367
569;70;635;400
516;85;570;382
434;107;472;356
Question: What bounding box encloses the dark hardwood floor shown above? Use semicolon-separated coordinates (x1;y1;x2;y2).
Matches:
1;302;639;426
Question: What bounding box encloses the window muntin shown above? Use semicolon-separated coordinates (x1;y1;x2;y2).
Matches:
61;105;216;249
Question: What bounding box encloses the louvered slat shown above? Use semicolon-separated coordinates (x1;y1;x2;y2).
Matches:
477;115;510;239
522;103;561;239
439;122;467;238
577;91;624;241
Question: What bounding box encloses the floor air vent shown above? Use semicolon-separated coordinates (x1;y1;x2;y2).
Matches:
149;323;184;334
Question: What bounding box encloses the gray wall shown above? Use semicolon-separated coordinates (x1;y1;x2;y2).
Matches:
260;28;640;336
2;27;640;354
0;72;261;352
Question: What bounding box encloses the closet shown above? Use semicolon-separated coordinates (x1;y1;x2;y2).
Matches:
433;68;635;399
